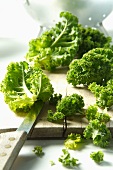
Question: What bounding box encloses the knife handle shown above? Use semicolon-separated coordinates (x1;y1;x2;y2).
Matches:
0;131;27;170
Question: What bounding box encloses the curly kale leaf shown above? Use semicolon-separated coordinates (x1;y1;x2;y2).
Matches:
89;80;113;109
90;151;104;163
77;25;112;58
83;119;112;148
86;105;111;123
67;48;113;86
0;61;53;116
56;93;85;116
33;145;44;157
49;93;62;105
47;93;84;122
64;133;82;150
26;11;81;71
58;149;79;167
47;110;65;122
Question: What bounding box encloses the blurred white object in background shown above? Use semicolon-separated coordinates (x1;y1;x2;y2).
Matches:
23;0;113;28
0;0;113;40
103;10;113;38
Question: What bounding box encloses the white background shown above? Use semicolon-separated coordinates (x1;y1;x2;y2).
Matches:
0;0;40;41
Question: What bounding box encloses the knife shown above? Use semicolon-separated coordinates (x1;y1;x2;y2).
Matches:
0;100;44;170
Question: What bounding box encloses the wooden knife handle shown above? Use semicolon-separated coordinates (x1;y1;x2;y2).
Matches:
0;131;27;170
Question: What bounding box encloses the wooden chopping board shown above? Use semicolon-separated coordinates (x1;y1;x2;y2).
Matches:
30;68;113;138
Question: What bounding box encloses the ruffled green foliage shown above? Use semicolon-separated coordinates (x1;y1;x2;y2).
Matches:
47;93;84;122
33;145;44;157
83;119;112;148
47;110;65;122
67;48;113;86
64;133;82;150
90;151;104;163
56;93;84;116
89;80;113;109
0;61;53;116
26;11;81;71
77;25;112;58
49;93;62;105
85;105;111;123
58;149;79;167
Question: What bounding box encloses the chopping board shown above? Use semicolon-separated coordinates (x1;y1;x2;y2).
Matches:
0;38;113;139
31;68;113;138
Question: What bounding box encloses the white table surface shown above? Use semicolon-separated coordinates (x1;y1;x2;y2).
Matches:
0;1;113;170
11;139;113;170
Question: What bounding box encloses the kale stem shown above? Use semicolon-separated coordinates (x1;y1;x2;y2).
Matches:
51;20;67;47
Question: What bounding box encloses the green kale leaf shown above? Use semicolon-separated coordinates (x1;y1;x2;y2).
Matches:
0;61;53;116
67;48;113;86
26;11;81;71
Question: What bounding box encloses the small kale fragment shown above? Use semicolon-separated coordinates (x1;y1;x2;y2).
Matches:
58;149;79;167
64;133;82;150
85;105;110;123
33;145;44;157
49;93;62;105
56;93;85;116
83;119;112;148
90;151;104;163
89;80;113;109
47;110;65;122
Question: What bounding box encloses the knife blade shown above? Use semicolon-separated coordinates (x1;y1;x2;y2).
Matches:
0;100;44;170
